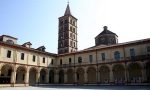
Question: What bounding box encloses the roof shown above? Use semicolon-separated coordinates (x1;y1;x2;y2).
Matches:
95;26;117;38
58;38;150;56
0;41;57;57
1;35;18;40
64;4;72;15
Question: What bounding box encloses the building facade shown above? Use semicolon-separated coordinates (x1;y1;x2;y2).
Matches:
0;4;150;87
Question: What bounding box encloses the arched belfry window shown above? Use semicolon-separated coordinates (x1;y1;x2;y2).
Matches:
78;57;82;63
114;51;120;60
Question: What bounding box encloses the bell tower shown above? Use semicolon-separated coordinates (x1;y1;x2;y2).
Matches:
58;4;78;54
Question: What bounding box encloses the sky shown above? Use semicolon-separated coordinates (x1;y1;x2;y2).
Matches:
0;0;150;53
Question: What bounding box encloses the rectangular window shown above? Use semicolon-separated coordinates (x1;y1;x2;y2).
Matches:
7;50;11;58
60;59;62;65
147;46;150;54
43;57;45;63
130;48;135;60
69;58;71;64
101;53;105;61
51;59;53;65
33;55;36;62
21;53;24;60
89;55;93;63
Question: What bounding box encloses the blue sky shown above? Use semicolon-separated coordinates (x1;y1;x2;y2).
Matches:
0;0;150;53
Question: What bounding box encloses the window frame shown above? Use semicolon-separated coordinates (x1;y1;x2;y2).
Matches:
101;53;105;61
32;55;36;62
21;53;24;60
43;57;45;63
114;51;120;61
78;57;82;63
7;50;11;58
89;55;93;63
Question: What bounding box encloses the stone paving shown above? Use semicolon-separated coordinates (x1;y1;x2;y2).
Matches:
0;86;150;90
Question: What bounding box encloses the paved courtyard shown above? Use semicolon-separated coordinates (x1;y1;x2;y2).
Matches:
0;86;150;90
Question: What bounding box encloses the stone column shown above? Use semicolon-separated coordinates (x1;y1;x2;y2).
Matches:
84;72;87;84
142;69;146;82
46;71;49;83
11;69;16;86
64;71;67;84
54;70;59;83
25;70;29;86
124;68;127;83
74;71;77;84
96;70;99;84
110;69;114;83
36;70;40;84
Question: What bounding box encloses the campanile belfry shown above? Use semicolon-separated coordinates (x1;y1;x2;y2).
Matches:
58;3;78;54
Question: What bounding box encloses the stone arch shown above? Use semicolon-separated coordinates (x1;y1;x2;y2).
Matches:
76;67;85;84
87;67;96;84
112;64;125;83
49;70;55;83
0;64;13;84
29;67;37;85
67;68;74;84
99;65;110;83
59;69;64;83
128;63;142;83
40;68;47;83
146;62;150;82
16;66;26;84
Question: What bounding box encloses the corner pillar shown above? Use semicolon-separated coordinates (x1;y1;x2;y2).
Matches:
110;68;114;83
46;71;49;83
36;70;40;84
11;69;16;86
25;70;29;86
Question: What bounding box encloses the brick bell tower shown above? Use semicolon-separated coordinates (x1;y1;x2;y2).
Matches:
58;3;78;54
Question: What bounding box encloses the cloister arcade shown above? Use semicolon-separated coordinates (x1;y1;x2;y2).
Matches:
0;61;150;85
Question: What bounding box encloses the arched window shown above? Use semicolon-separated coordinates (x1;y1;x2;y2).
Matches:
78;57;82;63
6;40;14;44
114;51;120;60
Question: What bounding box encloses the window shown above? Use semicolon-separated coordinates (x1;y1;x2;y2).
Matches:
147;46;150;54
65;19;68;23
70;41;73;46
78;57;82;63
43;57;45;63
74;42;76;47
73;21;75;25
101;53;105;61
7;50;11;58
21;53;24;60
60;59;62;65
73;28;75;33
114;51;120;60
33;55;36;62
6;40;14;44
70;33;72;38
70;26;72;31
130;48;135;60
89;55;93;63
51;59;53;65
69;58;71;64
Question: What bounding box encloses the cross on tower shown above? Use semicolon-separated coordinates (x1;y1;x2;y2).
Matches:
67;0;69;4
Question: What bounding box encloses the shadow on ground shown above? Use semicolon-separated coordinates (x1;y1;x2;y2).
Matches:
32;85;150;90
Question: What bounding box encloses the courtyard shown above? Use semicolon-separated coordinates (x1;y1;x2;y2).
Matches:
0;86;150;90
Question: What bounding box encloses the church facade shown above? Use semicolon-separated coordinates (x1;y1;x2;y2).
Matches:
0;4;150;87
